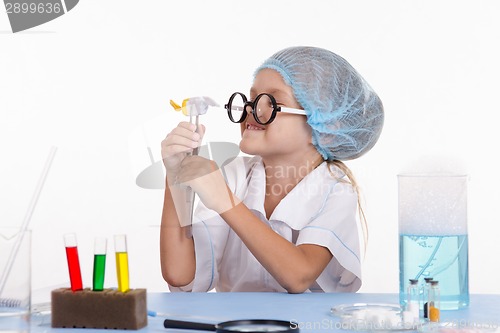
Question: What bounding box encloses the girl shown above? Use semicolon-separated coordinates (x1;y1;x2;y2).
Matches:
160;46;384;293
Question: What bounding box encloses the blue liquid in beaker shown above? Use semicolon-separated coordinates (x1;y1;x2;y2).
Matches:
399;234;469;310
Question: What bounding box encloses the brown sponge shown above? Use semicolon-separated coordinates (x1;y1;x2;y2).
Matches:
51;288;147;330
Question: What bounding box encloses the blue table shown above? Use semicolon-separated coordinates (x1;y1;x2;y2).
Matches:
33;293;500;332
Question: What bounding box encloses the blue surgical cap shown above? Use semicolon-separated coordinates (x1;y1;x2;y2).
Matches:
255;46;384;161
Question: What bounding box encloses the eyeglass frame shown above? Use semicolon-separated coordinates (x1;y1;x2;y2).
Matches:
224;92;307;125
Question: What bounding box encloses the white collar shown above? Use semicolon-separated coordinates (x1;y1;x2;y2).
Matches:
243;158;344;230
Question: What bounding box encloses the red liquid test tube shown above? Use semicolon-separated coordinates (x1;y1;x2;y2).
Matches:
64;233;83;291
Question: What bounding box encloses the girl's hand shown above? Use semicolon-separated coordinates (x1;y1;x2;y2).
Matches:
176;155;239;214
161;122;205;177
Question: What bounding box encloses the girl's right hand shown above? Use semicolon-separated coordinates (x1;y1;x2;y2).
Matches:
161;121;205;176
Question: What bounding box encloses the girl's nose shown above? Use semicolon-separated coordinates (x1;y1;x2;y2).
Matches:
245;104;254;114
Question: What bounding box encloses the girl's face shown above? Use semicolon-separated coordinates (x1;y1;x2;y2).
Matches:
239;68;315;160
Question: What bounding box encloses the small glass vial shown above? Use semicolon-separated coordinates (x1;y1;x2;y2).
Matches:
407;279;420;321
422;277;433;319
428;280;440;323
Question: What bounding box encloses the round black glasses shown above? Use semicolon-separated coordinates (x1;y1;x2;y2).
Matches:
224;92;306;125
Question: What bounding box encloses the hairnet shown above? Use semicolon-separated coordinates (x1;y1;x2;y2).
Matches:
254;46;384;161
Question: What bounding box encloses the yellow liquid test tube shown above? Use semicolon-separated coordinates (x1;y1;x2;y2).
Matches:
114;235;129;292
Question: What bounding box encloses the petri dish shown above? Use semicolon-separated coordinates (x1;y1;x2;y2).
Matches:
331;303;402;317
331;303;418;331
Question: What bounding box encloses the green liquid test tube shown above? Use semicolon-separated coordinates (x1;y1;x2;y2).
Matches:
93;237;107;291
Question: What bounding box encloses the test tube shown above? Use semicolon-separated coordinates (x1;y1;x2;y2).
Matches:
93;237;107;291
114;235;129;292
64;233;83;291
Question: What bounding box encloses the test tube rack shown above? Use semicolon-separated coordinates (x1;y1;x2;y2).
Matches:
51;288;147;330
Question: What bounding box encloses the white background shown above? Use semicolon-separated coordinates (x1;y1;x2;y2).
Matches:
1;0;499;301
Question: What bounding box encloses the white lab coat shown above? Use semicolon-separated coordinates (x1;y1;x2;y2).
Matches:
168;155;362;293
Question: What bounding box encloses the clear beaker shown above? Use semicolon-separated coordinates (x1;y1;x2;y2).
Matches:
398;174;469;310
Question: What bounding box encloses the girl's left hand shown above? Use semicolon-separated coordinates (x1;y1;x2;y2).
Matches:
176;155;238;214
